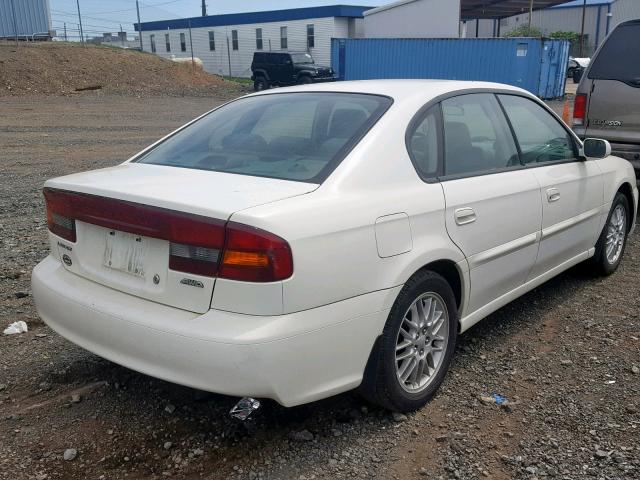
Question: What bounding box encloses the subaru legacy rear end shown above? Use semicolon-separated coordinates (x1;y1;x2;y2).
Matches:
31;91;393;407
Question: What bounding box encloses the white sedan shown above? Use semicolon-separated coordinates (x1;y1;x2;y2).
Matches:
32;80;637;413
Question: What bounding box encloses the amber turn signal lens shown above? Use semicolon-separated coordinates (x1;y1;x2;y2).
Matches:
223;250;270;268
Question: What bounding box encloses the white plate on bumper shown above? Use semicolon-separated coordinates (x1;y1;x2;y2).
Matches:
103;230;147;278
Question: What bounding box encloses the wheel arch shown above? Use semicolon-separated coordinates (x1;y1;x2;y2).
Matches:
617;182;636;231
253;69;269;81
393;258;467;333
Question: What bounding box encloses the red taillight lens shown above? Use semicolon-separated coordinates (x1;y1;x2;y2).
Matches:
573;93;587;127
43;188;294;282
44;190;77;242
43;188;225;277
219;222;293;282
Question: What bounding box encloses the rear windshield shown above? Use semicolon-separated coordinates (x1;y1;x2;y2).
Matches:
136;93;392;183
588;23;640;86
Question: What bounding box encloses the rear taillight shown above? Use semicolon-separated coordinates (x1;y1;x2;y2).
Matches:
169;243;220;277
573;93;587;127
43;188;293;282
44;190;77;242
219;222;293;282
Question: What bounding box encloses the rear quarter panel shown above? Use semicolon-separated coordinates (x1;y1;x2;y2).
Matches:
229;101;466;315
595;156;638;222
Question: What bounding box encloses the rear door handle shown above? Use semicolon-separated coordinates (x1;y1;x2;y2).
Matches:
454;207;476;226
547;188;561;203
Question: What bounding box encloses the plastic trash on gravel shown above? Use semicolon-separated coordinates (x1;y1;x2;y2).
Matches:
3;321;28;335
230;397;261;421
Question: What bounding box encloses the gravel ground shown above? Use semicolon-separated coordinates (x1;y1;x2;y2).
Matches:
1;93;638;480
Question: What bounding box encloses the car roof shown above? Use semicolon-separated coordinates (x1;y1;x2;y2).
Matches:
249;79;530;103
256;51;308;54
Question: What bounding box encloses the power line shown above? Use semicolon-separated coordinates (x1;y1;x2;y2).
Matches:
51;9;132;24
52;19;130;31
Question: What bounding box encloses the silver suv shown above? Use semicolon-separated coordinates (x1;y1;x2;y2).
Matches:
574;19;640;177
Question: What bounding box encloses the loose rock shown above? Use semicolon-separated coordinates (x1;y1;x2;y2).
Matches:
63;448;77;461
392;412;408;422
289;430;314;442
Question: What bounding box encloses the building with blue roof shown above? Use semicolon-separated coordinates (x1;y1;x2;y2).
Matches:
134;5;372;78
466;0;639;56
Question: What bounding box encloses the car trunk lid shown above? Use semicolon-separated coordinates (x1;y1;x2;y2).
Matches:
586;79;640;146
44;163;317;313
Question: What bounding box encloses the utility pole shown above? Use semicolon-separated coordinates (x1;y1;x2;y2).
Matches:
188;19;195;70
9;0;18;45
202;0;207;17
528;0;534;33
76;0;84;44
226;35;232;77
136;0;143;51
64;23;67;41
579;0;587;56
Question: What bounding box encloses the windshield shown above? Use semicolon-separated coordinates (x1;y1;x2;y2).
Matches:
291;53;314;64
135;93;392;183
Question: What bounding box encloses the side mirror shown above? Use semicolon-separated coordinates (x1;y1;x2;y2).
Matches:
580;138;611;159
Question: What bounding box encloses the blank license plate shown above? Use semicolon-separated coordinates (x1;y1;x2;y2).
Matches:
103;230;146;278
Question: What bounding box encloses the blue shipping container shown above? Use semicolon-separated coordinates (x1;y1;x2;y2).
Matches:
331;38;570;99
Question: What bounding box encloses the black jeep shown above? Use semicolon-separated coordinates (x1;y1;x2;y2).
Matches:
251;52;335;91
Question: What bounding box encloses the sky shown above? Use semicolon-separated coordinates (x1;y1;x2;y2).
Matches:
50;0;389;40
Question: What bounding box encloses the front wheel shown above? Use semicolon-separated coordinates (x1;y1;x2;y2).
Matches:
359;270;458;412
297;76;313;85
590;192;630;275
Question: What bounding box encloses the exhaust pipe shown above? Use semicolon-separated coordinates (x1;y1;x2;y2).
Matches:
230;397;261;421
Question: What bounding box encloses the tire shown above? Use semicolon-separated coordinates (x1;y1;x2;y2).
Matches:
297;76;312;85
589;192;630;276
359;270;458;412
253;76;268;92
572;68;584;84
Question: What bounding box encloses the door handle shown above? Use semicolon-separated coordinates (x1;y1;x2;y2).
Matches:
547;188;561;203
454;207;476;226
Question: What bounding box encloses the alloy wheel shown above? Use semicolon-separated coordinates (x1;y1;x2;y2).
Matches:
605;204;626;265
395;292;449;393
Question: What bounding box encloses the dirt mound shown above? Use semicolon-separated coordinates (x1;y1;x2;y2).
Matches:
0;41;241;96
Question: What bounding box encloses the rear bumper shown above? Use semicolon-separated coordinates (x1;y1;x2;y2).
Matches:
32;255;397;406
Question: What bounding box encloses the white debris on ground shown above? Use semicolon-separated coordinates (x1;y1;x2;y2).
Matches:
3;320;28;335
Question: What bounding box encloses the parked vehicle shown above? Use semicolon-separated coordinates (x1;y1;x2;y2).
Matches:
574;19;640;177
32;80;637;413
567;57;590;84
251;51;335;91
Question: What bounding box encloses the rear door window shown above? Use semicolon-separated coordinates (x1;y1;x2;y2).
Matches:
498;95;577;164
441;94;519;177
588;22;640;87
135;93;392;183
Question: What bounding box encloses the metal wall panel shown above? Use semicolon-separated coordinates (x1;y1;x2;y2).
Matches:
331;38;569;99
611;0;640;30
141;16;339;78
0;0;51;38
